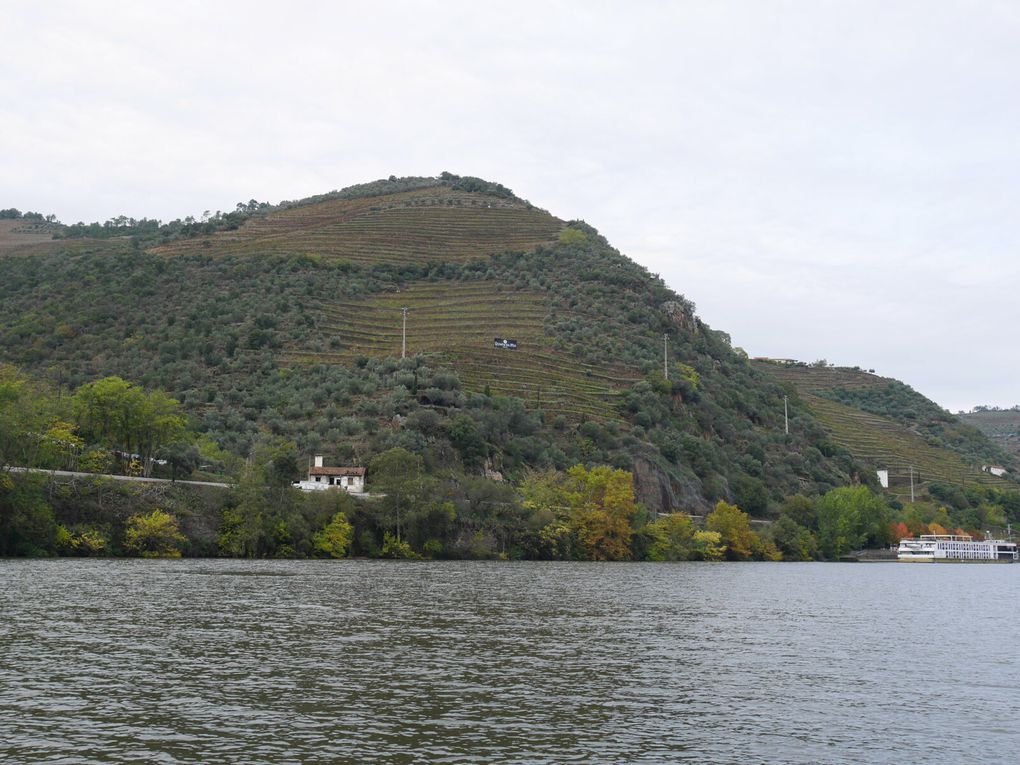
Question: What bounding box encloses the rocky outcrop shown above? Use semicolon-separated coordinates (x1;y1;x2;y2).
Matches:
632;458;711;515
662;300;697;334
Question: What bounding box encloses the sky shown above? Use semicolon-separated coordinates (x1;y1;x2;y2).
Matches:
2;0;1018;412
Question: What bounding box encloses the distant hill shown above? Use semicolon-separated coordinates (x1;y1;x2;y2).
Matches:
959;409;1020;459
753;360;1017;500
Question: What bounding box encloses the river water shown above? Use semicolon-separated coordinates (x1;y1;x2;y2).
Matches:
1;559;1018;764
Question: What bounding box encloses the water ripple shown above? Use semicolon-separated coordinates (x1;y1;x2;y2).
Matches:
2;559;1018;763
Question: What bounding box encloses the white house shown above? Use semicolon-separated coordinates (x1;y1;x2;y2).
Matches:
983;465;1008;478
294;456;366;493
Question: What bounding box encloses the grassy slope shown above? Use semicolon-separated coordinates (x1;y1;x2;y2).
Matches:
755;362;1015;496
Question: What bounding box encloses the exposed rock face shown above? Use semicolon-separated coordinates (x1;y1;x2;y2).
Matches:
483;458;504;482
662;300;697;334
672;479;713;516
633;458;713;516
631;459;671;513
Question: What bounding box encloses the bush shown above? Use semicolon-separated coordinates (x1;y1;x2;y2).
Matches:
123;509;185;558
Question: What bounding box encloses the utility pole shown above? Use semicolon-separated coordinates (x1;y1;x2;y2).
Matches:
784;395;789;435
663;334;669;380
401;307;408;359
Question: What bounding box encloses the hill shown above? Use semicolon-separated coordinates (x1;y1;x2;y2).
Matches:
959;409;1020;459
753;360;1017;500
0;174;878;513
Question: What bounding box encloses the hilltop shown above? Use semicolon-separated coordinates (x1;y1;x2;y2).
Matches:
0;173;952;515
752;360;1016;500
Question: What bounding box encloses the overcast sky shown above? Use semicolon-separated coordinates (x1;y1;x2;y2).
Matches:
3;1;1018;411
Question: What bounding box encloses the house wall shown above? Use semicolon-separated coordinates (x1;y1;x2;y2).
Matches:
296;474;365;494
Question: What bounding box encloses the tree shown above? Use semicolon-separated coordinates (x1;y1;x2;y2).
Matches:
0;364;76;472
123;509;186;558
890;521;910;541
313;512;354;558
815;486;891;559
521;465;637;561
370;448;430;542
706;501;757;561
156;440;200;482
135;389;187;476
447;414;487;469
558;227;588;246
779;494;816;530
0;473;56;556
646;512;696;561
56;525;109;556
219;435;307;558
691;530;725;561
73;377;186;476
0;367;66;557
220;456;270;557
732;475;768;516
768;515;817;561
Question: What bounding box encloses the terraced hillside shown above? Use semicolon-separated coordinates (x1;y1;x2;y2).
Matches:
151;186;564;265
0;219;61;255
960;409;1020;458
755;361;1015;494
281;281;638;420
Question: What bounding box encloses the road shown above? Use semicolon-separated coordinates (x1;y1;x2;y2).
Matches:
4;466;233;489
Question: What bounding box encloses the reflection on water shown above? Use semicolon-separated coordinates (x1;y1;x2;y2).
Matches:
2;560;1018;764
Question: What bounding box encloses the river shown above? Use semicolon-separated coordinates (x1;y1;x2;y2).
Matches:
2;559;1018;764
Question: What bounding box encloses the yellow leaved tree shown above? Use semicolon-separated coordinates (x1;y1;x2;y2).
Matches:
522;464;638;561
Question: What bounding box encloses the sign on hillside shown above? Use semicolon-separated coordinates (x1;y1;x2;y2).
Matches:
494;337;518;350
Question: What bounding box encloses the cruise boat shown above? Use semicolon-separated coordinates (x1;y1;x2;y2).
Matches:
897;534;1018;562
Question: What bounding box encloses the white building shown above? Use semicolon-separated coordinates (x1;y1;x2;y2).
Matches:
983;465;1008;478
294;456;366;493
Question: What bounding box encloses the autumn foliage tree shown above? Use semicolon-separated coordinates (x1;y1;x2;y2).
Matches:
522;464;638;561
647;512;724;561
890;521;911;541
706;501;757;560
123;509;186;558
313;512;354;558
